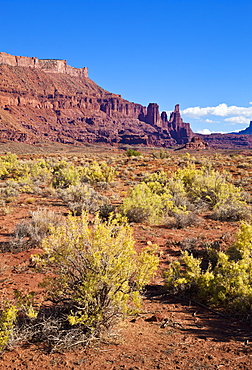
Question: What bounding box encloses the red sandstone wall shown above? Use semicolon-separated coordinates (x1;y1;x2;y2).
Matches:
0;53;19;66
0;52;88;78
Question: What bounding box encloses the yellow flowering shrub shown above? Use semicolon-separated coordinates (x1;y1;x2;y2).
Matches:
173;163;243;208
121;182;174;223
164;221;252;314
0;153;29;181
81;161;116;185
32;214;159;332
52;160;81;188
0;303;18;351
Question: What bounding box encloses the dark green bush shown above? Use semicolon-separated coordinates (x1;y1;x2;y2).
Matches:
126;148;142;157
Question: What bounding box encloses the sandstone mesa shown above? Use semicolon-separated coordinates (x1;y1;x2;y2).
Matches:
1;52;252;149
0;52;194;147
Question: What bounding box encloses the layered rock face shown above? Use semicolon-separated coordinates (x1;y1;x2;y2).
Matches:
0;53;193;146
199;133;252;149
0;52;88;78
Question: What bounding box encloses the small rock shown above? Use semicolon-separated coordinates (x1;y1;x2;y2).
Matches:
145;313;166;322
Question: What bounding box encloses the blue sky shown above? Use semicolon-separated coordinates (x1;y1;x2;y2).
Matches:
1;0;252;133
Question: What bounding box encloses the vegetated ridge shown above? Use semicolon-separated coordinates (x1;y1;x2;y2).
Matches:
0;52;193;147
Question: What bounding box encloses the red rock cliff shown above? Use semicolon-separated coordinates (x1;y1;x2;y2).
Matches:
0;53;193;147
166;104;194;144
0;52;88;78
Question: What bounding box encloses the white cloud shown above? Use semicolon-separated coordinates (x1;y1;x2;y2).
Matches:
181;103;252;119
197;128;212;135
250;102;252;105
224;116;251;125
205;119;220;123
197;128;228;134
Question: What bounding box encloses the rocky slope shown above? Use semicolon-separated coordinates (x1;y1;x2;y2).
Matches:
0;52;193;147
198;133;252;149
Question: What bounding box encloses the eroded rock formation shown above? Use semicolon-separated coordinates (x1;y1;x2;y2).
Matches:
166;104;193;144
184;136;209;150
0;52;193;146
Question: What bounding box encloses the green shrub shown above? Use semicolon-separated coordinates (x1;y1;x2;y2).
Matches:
122;164;248;224
29;159;53;187
151;149;170;159
166;178;187;199
145;171;194;212
0;184;19;204
121;182;174;223
81;161;116;185
14;290;39;320
0;303;18;351
0;153;28;180
166;211;202;229
164;221;252;315
211;200;251;221
52;160;81;188
32;214;159;337
98;203;116;221
172;163;244;209
144;171;169;194
58;184;109;215
124;206;151;223
125;148;142;157
0;156;55;194
9;209;63;252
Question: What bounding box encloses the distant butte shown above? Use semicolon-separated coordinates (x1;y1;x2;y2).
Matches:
234;121;252;135
0;52;195;147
